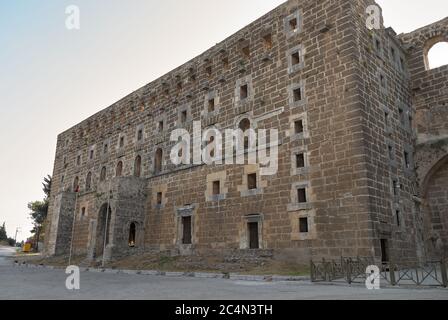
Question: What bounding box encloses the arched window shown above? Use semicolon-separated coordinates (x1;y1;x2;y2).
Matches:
116;161;123;177
73;176;79;192
239;118;251;150
100;166;107;182
154;148;163;173
128;222;136;247
424;37;448;70
427;41;448;70
134;155;142;177
85;172;92;191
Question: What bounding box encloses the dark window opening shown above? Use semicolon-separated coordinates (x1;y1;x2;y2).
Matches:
128;223;136;247
103;143;108;154
154;149;163;173
390;47;396;62
289;17;298;31
388;145;394;160
396;210;400;226
81;207;86;220
137;129;143;141
248;222;259;249
293;87;302;102
116;161;123;177
241;46;250;58
384;111;389;127
296;153;305;168
182;216;192;245
393;180;398;196
380;239;389;263
299;217;309;233
89;149;94;160
297;188;307;203
156;192;162;205
375;39;382;53
240;84;248;100
158;121;164;132
181;110;187;124
134;155;142;177
119;136;125;148
76;155;81;166
212;180;221;195
247;173;257;190
100;167;107;182
208;98;215;113
404;151;410;169
73;177;79;192
380;74;386;87
294;120;304;134
222;57;229;69
291;51;301;66
85;172;92;190
263;34;272;49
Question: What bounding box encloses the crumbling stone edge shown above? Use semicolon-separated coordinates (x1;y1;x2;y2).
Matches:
13;262;310;282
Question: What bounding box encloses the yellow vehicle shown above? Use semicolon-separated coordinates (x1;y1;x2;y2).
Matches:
22;243;32;253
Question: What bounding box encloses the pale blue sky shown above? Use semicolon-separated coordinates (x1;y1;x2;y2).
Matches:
0;0;447;241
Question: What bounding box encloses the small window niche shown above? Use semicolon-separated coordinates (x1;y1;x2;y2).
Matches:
289;82;306;107
287;45;304;73
208;98;215;113
297;188;307;203
295;119;304;135
284;10;301;37
212;180;221;195
299;217;309;233
156;192;163;206
240;84;248;101
119;136;125;149
263;33;273;50
247;173;257;190
296;153;305;168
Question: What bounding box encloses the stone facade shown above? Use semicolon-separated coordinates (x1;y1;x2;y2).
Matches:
43;0;448;264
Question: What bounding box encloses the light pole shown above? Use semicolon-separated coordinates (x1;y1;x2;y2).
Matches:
14;227;21;245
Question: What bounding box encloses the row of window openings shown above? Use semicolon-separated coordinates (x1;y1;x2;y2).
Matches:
374;38;406;72
67;85;304;167
384;109;412;129
387;146;411;168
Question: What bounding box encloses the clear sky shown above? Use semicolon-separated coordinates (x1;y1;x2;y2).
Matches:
0;0;447;242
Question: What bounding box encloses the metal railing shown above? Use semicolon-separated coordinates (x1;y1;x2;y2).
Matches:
310;256;448;288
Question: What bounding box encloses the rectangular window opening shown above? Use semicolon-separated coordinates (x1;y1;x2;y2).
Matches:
299;217;309;233
208;98;215;113
294;119;304;134
296;153;305;168
156;192;162;205
263;34;272;49
291;51;301;66
212;180;221;195
240;84;248;100
247;173;257;190
297;188;307;203
293;87;302;102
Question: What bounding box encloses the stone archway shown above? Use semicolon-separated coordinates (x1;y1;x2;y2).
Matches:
422;154;448;259
95;203;112;258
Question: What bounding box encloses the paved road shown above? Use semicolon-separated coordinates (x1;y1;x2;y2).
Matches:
1;246;448;300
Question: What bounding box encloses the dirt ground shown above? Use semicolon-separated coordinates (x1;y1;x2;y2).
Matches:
14;252;310;276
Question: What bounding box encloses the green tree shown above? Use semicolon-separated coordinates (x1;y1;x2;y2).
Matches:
0;222;7;241
28;175;52;251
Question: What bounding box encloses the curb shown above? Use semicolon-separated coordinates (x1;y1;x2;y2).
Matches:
14;263;310;282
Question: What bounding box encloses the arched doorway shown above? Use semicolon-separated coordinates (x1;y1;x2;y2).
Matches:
422;154;448;259
128;222;136;247
95;203;112;258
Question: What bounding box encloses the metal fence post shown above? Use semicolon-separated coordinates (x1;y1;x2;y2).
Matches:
441;259;448;288
389;260;396;286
